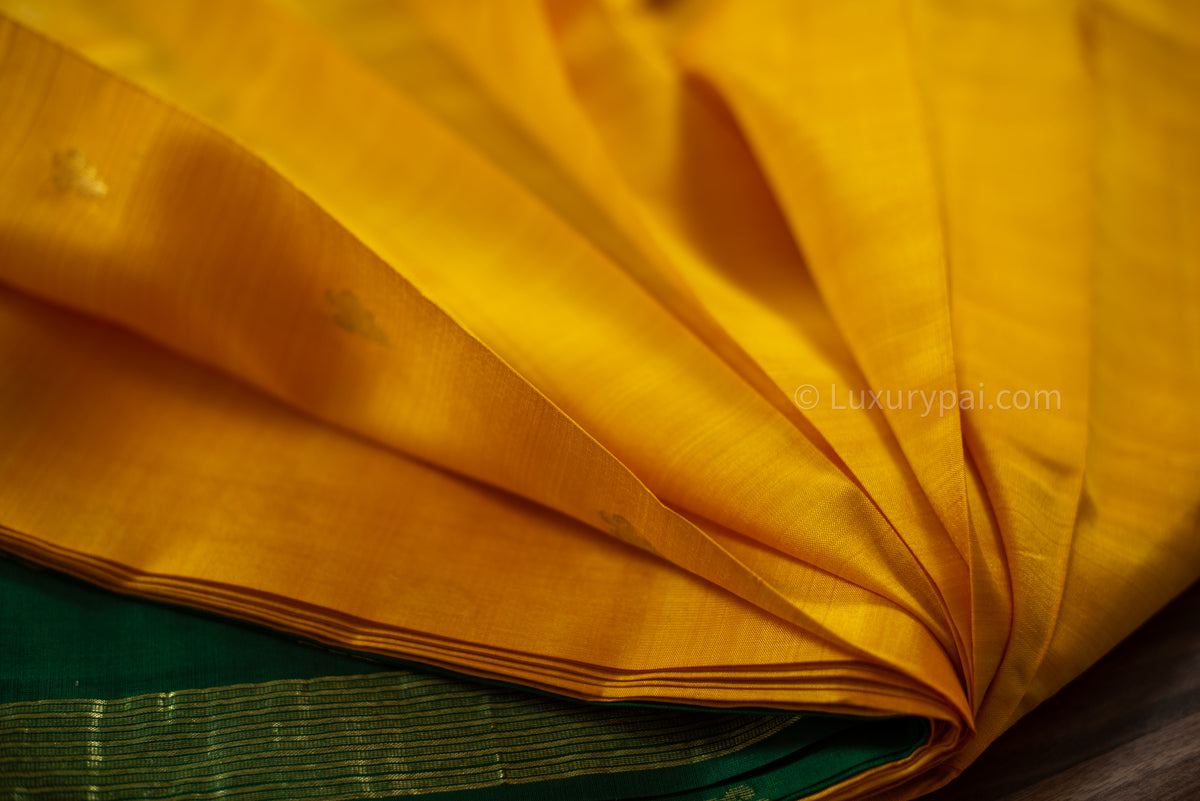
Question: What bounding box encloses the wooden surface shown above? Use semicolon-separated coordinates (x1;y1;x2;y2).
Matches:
924;581;1200;801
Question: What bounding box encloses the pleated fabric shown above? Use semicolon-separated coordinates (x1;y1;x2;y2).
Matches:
0;1;1196;799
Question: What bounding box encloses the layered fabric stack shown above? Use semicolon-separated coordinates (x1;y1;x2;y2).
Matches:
0;1;1197;799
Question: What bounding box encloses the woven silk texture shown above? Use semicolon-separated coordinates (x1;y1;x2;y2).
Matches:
0;1;1197;800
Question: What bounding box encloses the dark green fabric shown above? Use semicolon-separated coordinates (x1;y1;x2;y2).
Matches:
0;556;930;800
0;555;385;701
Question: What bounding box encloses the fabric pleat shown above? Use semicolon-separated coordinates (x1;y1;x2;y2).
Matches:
0;2;1196;799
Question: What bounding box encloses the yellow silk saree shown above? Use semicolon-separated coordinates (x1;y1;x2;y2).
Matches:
0;1;1197;799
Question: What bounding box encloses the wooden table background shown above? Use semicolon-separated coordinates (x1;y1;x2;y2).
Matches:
922;580;1200;800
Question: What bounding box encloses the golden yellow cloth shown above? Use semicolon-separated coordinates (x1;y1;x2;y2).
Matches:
0;1;1197;798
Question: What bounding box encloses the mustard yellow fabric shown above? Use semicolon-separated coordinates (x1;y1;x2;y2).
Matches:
0;1;1196;798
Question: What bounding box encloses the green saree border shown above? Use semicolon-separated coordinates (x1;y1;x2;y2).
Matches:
0;554;930;800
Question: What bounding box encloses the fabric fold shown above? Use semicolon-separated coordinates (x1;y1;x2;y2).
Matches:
0;1;1197;799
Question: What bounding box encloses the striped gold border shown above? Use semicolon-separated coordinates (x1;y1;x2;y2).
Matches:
1;672;796;799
